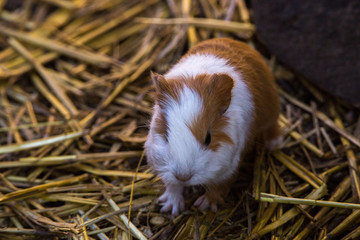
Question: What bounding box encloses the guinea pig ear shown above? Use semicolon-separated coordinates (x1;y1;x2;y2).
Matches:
151;71;167;93
208;74;234;114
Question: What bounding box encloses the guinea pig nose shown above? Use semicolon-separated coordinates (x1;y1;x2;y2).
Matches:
174;172;193;182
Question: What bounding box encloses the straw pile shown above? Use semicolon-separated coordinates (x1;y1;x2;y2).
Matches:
0;0;359;239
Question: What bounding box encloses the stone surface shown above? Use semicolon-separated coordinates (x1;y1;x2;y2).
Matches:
252;0;360;107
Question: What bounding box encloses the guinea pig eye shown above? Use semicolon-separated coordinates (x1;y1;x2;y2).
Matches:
204;131;211;146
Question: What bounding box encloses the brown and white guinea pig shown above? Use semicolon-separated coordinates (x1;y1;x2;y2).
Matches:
145;38;282;216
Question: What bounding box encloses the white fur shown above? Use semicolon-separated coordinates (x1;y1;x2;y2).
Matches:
145;53;254;215
166;54;234;79
157;184;184;216
165;53;254;181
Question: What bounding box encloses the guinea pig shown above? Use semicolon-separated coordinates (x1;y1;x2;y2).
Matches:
145;38;281;216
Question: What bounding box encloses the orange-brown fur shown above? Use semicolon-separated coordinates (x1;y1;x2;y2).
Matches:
185;38;281;148
182;38;280;203
151;72;184;141
152;38;280;209
152;72;235;151
186;73;234;151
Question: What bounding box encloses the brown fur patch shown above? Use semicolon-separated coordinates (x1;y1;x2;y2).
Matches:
152;72;234;150
151;38;280;152
186;74;234;151
185;38;281;147
153;113;168;140
151;72;184;141
151;72;183;108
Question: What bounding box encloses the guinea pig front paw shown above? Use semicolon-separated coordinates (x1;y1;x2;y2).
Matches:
158;191;185;216
194;194;221;212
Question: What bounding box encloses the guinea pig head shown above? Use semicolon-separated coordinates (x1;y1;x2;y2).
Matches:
145;72;234;186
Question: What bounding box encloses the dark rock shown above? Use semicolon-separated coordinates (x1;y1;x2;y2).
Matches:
252;0;360;107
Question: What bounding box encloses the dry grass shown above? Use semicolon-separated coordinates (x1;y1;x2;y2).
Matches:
0;0;359;239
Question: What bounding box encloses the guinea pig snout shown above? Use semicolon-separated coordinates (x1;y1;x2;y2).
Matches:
174;172;193;182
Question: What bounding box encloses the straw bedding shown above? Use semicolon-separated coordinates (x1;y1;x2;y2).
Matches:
0;1;359;239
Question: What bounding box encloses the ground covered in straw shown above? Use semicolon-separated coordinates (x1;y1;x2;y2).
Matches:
0;1;359;240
